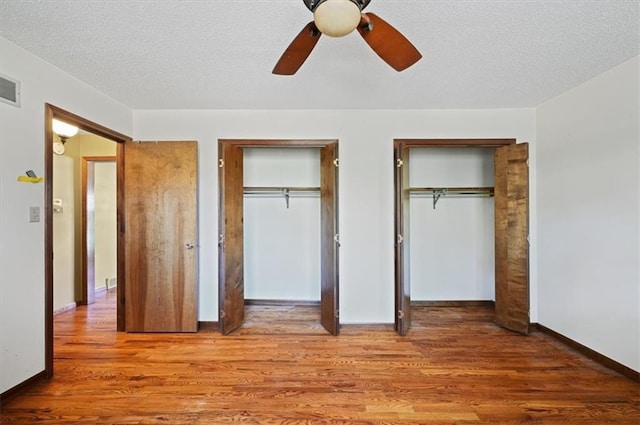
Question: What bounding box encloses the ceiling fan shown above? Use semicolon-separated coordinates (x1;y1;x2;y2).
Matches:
273;0;422;75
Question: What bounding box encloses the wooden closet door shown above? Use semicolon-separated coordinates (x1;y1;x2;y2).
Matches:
320;143;339;335
124;141;198;332
494;142;530;334
218;143;244;335
394;144;411;335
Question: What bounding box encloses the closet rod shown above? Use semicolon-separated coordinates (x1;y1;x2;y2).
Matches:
243;186;320;208
243;186;320;194
408;187;494;209
409;186;494;196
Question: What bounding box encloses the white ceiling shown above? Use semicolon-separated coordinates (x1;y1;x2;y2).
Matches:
0;0;638;110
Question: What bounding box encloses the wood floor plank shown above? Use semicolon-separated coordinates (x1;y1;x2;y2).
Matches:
1;291;638;424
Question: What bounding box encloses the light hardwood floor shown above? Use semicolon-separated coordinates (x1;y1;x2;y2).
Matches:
1;291;638;424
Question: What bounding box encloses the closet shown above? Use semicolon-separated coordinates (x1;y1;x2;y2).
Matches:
394;139;529;336
243;148;321;303
218;139;339;335
410;148;495;302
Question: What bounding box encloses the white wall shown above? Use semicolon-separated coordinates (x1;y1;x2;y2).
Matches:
52;152;76;311
537;56;639;371
133;109;537;324
0;37;131;393
244;148;321;301
94;162;117;291
410;148;495;301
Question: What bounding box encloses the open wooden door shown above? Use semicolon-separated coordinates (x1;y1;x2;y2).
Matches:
320;142;339;335
394;144;411;335
124;141;198;332
218;143;244;335
494;142;530;334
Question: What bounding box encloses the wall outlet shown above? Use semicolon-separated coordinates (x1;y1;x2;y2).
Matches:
29;206;40;223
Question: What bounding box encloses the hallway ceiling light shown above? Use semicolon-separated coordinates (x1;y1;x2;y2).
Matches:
52;119;78;141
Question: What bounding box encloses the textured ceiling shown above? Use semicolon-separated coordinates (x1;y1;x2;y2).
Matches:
0;0;638;110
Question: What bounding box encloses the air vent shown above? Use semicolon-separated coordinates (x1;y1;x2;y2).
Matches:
0;73;21;107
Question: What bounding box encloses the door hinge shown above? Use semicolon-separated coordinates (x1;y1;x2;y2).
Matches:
397;158;403;167
397;234;404;244
398;310;405;319
335;310;340;319
526;159;530;166
218;234;225;247
218;159;224;168
220;310;226;319
333;158;339;167
334;233;341;247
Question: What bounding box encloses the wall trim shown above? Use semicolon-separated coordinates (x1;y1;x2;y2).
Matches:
0;371;46;403
53;302;76;315
411;300;495;307
395;138;516;148
532;323;639;383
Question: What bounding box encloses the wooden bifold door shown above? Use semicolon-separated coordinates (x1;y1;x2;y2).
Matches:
218;139;340;335
493;142;529;334
394;139;529;336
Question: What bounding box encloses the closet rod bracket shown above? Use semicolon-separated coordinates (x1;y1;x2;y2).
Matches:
283;188;290;209
433;189;447;209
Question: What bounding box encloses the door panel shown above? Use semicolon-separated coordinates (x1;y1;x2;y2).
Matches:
124;141;198;332
494;143;529;334
218;143;244;335
320;143;339;335
394;145;411;335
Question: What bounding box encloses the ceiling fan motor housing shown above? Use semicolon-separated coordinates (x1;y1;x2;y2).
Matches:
303;0;371;12
308;0;370;37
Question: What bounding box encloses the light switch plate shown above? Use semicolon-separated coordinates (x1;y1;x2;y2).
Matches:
29;206;40;222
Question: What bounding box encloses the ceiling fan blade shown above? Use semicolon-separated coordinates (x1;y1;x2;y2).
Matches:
273;22;322;75
357;13;422;72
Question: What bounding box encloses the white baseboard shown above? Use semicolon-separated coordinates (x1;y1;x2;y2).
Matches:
53;302;77;315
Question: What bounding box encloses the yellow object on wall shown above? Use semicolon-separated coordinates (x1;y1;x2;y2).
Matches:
17;175;44;183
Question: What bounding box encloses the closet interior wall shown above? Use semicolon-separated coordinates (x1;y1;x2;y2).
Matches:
243;148;321;302
409;148;495;302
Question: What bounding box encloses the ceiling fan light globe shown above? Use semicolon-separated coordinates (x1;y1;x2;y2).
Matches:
314;0;361;38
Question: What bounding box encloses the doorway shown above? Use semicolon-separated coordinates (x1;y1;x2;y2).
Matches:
393;138;529;336
45;104;130;377
218;139;339;335
82;156;117;305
